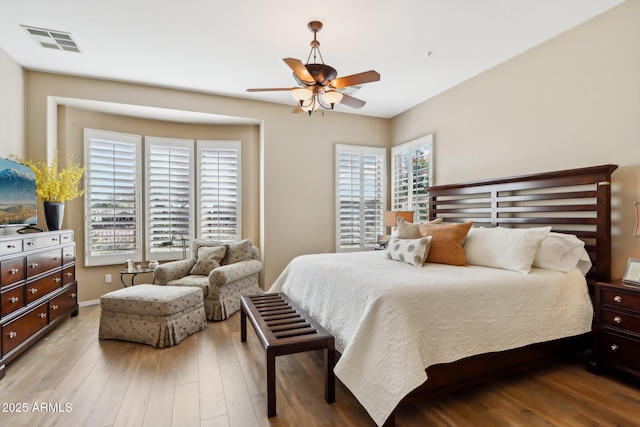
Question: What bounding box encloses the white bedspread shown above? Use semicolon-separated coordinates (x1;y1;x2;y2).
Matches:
269;251;593;426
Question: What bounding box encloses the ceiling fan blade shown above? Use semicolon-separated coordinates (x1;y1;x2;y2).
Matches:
330;70;380;89
339;93;366;109
246;87;295;92
283;58;315;85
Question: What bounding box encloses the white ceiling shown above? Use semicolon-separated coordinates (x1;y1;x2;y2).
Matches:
0;0;625;120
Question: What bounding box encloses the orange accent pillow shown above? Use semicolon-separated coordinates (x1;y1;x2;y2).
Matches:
419;222;473;266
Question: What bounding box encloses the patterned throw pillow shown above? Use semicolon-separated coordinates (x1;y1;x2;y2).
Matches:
384;236;433;266
223;239;253;265
190;245;227;275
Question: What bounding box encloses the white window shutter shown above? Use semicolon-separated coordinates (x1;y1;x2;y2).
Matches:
84;129;142;267
391;134;433;222
145;137;194;261
335;144;386;251
197;141;241;241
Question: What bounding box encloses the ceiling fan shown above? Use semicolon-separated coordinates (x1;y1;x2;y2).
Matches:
247;21;380;116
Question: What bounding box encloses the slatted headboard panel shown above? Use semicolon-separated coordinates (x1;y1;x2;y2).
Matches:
428;164;618;283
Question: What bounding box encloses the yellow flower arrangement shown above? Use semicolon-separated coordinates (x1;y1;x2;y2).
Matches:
12;153;85;203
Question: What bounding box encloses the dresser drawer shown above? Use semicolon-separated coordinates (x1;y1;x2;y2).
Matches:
600;288;640;311
601;308;640;335
62;266;75;285
26;249;62;278
23;234;61;251
60;232;73;245
0;239;21;256
26;273;62;304
49;283;77;322
1;257;24;288
62;245;75;265
597;331;640;373
1;285;25;317
2;302;48;356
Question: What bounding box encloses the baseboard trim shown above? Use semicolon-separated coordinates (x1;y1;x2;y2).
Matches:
79;299;100;307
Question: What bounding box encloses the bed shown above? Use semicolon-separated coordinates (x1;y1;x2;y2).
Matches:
269;164;618;426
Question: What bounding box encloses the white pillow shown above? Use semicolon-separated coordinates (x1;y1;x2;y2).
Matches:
384;236;432;267
464;226;551;273
576;249;593;275
533;232;592;274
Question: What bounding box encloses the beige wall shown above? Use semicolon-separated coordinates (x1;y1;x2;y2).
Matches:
390;0;640;279
0;47;24;158
24;73;390;301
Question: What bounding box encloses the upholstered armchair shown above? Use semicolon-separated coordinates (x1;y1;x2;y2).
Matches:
153;239;263;321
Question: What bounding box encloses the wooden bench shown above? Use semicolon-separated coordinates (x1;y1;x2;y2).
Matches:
240;293;335;417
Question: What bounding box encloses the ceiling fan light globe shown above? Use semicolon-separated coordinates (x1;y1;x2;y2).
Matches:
291;87;313;102
322;90;343;107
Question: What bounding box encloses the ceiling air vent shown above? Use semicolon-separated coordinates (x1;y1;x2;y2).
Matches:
22;25;81;52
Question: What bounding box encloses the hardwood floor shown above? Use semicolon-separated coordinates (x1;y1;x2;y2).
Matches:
2;305;640;427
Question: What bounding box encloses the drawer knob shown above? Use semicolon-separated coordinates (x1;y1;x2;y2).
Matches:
54;277;61;283
9;297;19;303
9;331;17;339
70;293;77;298
614;316;622;323
30;288;38;294
610;344;619;351
27;241;35;246
30;262;39;269
613;295;622;303
52;304;59;310
39;312;47;319
66;272;73;277
10;268;19;274
7;244;16;249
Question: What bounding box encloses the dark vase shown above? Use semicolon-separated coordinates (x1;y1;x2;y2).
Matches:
44;201;65;231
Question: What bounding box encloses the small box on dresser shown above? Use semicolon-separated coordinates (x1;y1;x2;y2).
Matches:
0;229;78;380
591;279;640;381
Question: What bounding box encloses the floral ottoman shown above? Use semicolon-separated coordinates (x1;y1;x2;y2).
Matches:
99;284;206;348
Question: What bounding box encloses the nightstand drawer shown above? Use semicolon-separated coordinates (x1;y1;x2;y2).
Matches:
601;288;640;311
598;331;640;373
601;308;640;334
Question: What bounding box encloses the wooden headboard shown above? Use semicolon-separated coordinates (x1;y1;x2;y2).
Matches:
428;164;618;283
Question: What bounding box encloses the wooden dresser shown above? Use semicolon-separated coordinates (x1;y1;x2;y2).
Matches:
591;278;640;381
0;229;78;380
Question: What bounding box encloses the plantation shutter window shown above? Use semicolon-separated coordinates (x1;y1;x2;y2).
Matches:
197;141;241;241
391;134;433;223
335;144;386;252
84;129;142;267
145;137;194;261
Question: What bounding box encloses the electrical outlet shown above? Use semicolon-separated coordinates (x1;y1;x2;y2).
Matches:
105;274;112;283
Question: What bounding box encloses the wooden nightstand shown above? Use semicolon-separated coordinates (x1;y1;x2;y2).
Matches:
591;279;640;381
